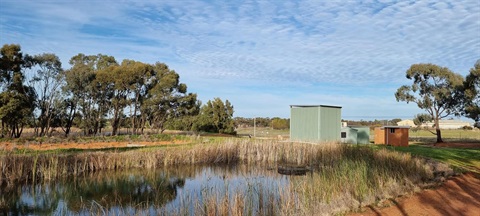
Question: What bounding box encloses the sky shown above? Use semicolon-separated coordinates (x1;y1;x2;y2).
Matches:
1;0;479;120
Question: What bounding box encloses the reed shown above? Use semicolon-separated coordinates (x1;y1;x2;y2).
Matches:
0;139;436;186
1;139;447;215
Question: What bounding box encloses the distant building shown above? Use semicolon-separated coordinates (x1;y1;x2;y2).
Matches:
422;119;471;129
290;105;342;142
397;119;416;127
374;126;409;147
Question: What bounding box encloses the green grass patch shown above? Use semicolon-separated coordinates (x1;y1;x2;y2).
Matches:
409;129;480;141
373;144;480;173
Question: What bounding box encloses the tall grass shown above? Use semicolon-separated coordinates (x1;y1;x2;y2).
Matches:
1;139;443;215
1;139;434;185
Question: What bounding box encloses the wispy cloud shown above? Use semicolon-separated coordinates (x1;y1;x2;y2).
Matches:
1;0;479;118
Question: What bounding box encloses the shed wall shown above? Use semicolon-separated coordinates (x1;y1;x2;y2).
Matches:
319;107;341;142
351;126;370;144
374;128;385;144
386;128;409;146
341;127;357;144
290;107;320;141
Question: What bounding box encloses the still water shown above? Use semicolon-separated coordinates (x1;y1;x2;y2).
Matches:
1;164;303;215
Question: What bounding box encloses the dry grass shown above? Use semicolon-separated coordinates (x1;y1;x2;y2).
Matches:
1;139;447;215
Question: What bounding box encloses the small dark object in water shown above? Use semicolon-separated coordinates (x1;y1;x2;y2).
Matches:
277;164;310;176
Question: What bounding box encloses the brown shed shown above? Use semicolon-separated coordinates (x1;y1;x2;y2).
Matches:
374;126;409;146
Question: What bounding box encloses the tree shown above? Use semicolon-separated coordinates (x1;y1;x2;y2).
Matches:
142;63;199;133
29;53;64;136
412;113;433;127
121;60;155;135
194;98;235;134
0;73;36;138
0;44;36;138
395;63;464;143
63;54;117;136
271;117;289;130
0;44;24;89
390;118;402;125
462;60;480;127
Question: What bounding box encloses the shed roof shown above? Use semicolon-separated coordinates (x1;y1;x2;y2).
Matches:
290;105;342;109
380;126;410;129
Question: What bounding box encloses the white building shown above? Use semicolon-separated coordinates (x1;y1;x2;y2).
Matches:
422;119;471;129
397;119;416;127
398;119;472;129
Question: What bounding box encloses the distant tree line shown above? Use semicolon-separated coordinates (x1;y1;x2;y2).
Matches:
234;117;290;130
0;44;235;138
396;60;480;143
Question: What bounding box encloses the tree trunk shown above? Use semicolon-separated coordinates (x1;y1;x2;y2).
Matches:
436;129;443;143
435;118;443;143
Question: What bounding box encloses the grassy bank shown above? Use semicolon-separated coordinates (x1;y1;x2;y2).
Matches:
376;144;480;173
409;129;480;143
1;139;450;215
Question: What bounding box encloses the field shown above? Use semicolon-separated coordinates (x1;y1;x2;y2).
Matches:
410;128;480;142
236;126;290;139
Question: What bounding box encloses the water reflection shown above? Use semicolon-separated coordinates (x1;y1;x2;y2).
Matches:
1;164;292;215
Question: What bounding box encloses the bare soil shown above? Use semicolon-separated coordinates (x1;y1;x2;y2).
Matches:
351;172;480;216
352;141;480;216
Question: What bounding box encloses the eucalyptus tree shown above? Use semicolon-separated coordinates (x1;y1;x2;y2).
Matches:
0;44;36;138
194;98;235;134
90;54;117;134
62;54;95;135
0;44;24;89
142;62;199;133
101;60;135;136
395;63;464;143
29;53;64;136
121;60;155;134
63;53;117;136
462;60;480;127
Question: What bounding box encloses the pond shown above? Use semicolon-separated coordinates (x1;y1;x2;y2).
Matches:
1;164;307;215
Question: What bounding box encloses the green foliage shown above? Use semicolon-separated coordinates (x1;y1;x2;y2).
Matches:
0;44;37;138
271;117;289;130
462;59;480;127
0;43;233;139
142;63;199;133
29;53;64;136
395;63;464;142
412;113;433;126
194;98;236;135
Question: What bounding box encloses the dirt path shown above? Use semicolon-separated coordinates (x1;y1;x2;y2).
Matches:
351;173;480;216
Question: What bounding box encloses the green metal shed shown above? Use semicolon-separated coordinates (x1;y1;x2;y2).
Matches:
350;126;371;144
341;127;357;144
290;105;342;142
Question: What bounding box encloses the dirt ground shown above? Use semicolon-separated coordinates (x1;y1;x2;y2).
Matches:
351;172;480;216
352;141;480;216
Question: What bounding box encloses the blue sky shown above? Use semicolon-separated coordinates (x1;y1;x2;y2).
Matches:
1;0;479;120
